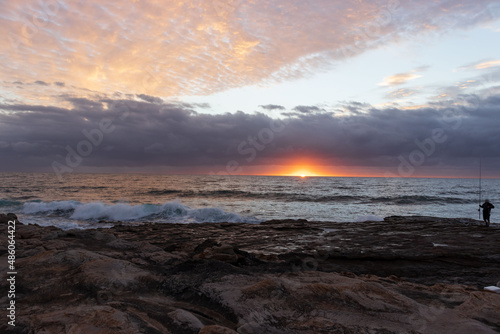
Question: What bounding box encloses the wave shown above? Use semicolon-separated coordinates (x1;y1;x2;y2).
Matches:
365;195;472;205
146;189;255;198
145;188;359;202
22;200;259;224
23;200;80;214
144;188;473;205
147;189;187;196
0;199;23;207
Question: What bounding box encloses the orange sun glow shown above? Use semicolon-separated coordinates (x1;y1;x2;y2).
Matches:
280;162;326;177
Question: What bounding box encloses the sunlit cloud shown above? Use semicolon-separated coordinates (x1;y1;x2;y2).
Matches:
474;59;500;69
385;88;418;99
0;0;498;102
379;71;422;86
456;59;500;71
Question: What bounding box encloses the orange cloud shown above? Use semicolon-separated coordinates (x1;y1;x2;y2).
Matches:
0;0;496;103
456;59;500;72
474;59;500;69
0;0;403;101
385;88;418;99
379;72;422;86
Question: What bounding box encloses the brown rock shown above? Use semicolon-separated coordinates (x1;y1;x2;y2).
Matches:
168;309;204;331
29;306;143;334
1;216;499;333
194;244;239;263
76;257;155;291
202;272;500;334
199;325;238;334
43;239;71;250
17;225;39;239
0;212;17;224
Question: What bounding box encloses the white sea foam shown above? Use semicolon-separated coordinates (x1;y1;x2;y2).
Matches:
158;201;189;218
71;202;155;221
22;199;258;224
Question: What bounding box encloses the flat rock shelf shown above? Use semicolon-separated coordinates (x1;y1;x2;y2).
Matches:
1;214;499;333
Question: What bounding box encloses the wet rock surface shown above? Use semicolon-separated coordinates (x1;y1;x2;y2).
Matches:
1;216;499;333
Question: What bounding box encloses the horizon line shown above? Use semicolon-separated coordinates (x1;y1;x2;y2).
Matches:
1;171;498;180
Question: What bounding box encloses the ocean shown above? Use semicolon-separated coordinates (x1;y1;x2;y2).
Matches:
1;173;498;229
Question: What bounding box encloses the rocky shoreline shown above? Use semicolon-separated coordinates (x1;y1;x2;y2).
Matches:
1;214;499;333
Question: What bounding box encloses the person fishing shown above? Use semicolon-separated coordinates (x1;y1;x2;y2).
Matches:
479;199;494;227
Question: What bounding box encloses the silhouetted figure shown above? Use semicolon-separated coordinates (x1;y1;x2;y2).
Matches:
479;199;494;226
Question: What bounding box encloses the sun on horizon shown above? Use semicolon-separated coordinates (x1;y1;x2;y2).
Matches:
291;170;316;177
279;163;326;177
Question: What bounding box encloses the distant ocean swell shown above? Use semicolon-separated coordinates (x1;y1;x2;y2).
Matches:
144;189;473;204
146;189;358;202
0;193;474;222
18;200;260;224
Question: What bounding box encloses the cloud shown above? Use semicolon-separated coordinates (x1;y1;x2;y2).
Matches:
379;71;422;86
457;59;500;71
433;68;500;101
385;88;418;99
12;141;41;153
1;94;500;176
475;60;500;69
292;105;325;114
0;103;69;113
259;104;286;111
336;101;372;114
136;94;163;104
0;0;497;101
34;80;49;86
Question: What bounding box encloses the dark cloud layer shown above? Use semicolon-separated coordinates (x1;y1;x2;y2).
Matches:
136;94;163;104
292;105;325;114
0;94;499;177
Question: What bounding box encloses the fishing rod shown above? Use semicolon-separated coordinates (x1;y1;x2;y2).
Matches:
478;157;481;220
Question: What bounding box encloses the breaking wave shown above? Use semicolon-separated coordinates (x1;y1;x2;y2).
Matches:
22;200;259;224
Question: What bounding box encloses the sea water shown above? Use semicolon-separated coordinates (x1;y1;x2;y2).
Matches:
0;173;498;229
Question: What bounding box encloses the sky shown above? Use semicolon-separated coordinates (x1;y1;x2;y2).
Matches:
1;0;500;178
